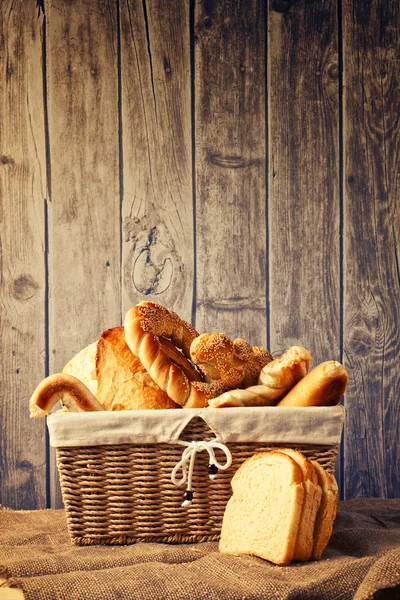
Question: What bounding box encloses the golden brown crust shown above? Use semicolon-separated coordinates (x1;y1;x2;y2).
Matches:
208;384;280;408
124;302;221;407
29;373;105;417
257;346;312;402
190;334;273;388
96;327;179;410
277;361;348;407
159;337;203;383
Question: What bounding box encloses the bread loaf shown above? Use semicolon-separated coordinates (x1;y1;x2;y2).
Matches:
257;346;311;403
208;385;279;408
310;460;339;559
276;449;322;561
62;342;98;396
62;327;203;410
219;451;338;565
124;302;226;408
277;361;348;407
219;451;305;565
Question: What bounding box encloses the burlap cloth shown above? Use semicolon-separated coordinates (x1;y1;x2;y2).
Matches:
1;499;399;600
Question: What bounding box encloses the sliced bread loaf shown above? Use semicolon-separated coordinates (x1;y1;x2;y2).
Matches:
219;451;305;566
277;449;322;561
310;460;339;559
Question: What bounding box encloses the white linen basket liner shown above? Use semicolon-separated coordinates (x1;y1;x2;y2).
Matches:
48;405;344;447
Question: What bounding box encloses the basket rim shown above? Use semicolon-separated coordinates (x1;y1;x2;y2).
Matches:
47;405;344;449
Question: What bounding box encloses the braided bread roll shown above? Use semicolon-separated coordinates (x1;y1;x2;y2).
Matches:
190;333;273;388
208;385;279;408
124;301;227;408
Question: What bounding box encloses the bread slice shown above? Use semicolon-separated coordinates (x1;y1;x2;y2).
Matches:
219;451;305;566
277;449;322;561
310;460;339;559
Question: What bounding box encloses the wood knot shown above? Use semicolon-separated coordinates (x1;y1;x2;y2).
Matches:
130;224;174;296
327;63;339;79
347;310;378;358
271;0;294;13
163;56;172;76
16;459;33;471
1;155;14;166
208;152;257;169
13;275;39;301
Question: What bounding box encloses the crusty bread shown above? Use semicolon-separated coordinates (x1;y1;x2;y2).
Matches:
190;334;273;388
277;449;322;561
29;373;105;417
62;342;98;397
94;327;180;410
124;301;229;408
310;460;339;559
257;346;311;403
219;451;305;566
62;327;193;410
208;384;279;408
277;361;348;407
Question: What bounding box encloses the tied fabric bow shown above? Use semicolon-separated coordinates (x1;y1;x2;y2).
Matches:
171;439;232;506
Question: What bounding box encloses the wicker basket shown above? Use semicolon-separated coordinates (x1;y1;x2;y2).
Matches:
50;409;343;546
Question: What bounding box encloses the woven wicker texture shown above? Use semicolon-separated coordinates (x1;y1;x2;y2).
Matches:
56;417;339;545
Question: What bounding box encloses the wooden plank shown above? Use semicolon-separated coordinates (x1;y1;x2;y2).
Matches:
46;0;120;507
342;0;400;499
268;2;341;485
194;0;267;346
0;1;47;509
120;0;193;322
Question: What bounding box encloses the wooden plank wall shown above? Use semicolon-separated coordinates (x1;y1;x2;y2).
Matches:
0;1;47;509
0;0;398;509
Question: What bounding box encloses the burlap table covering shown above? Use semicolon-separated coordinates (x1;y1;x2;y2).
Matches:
1;499;399;600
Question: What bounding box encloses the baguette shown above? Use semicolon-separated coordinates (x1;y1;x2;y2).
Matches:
277;361;348;407
208;385;279;408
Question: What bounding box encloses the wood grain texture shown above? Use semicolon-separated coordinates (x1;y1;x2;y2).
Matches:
268;0;340;360
0;1;47;509
343;0;400;499
194;0;267;346
46;0;120;507
268;0;341;490
120;0;193;323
